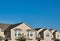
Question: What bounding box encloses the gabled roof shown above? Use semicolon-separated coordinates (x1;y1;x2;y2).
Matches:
5;22;35;32
50;29;54;31
0;23;11;31
0;22;24;31
39;29;50;34
4;22;25;31
35;28;41;31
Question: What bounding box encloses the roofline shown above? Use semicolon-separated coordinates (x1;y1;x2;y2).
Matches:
22;22;36;31
5;22;36;32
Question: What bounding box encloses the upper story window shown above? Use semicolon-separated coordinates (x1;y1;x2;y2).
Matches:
27;30;33;36
15;29;22;37
46;33;49;37
38;34;40;38
57;34;59;38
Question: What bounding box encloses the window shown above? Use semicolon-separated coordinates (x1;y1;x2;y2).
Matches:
38;34;40;38
46;33;49;37
57;34;59;38
27;31;33;36
15;29;22;37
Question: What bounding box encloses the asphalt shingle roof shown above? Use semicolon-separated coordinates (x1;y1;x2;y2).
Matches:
0;23;11;31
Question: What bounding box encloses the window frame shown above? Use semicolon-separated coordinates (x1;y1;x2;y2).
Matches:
46;33;50;37
27;30;33;36
14;29;22;37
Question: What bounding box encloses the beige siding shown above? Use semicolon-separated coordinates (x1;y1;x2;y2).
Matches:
0;31;5;37
0;22;60;41
0;28;5;41
50;30;55;33
55;32;60;39
43;30;53;41
36;29;54;41
11;23;37;41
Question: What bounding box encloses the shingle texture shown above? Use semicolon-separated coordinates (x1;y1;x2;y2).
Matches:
35;28;41;31
0;22;24;31
0;23;11;31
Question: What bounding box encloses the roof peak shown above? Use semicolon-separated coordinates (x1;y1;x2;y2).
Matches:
35;28;42;31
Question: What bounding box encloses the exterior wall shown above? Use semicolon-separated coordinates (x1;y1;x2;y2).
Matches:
0;28;5;37
59;32;60;39
0;31;5;37
37;29;43;37
0;23;60;41
36;29;54;41
4;30;11;39
10;23;37;41
50;30;55;33
0;31;5;41
43;30;54;41
55;32;60;39
0;28;5;41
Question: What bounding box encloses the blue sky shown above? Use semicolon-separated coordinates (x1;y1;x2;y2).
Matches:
0;0;60;31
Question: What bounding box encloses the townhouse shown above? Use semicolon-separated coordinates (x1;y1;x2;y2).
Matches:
50;29;60;40
0;22;37;41
35;28;54;41
0;22;60;41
